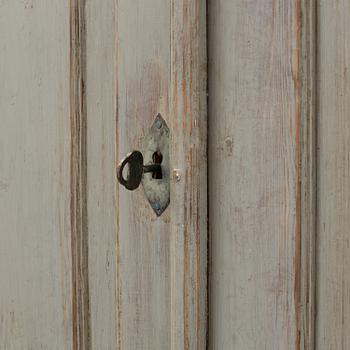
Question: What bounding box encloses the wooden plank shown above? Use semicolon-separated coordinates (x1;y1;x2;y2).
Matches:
208;1;303;348
115;0;207;348
0;1;73;349
316;1;350;348
170;0;207;349
85;0;117;348
169;0;207;349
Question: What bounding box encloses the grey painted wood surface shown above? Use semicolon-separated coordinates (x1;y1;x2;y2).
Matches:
300;1;317;349
85;0;117;348
316;1;350;348
115;2;172;348
0;1;206;348
2;1;350;349
0;1;72;349
169;1;207;349
115;0;207;348
208;1;305;348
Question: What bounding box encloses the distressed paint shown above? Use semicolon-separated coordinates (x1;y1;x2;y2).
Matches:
0;1;72;348
115;0;207;348
170;0;208;349
85;0;118;348
69;0;91;349
115;1;172;348
208;0;311;348
316;0;350;348
0;0;207;349
299;1;317;349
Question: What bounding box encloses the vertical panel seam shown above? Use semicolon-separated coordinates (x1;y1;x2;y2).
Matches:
299;0;317;349
115;0;122;348
69;0;91;349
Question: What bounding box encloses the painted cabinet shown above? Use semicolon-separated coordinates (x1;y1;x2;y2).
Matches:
0;1;349;349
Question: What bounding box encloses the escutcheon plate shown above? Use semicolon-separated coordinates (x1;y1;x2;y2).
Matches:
142;114;170;216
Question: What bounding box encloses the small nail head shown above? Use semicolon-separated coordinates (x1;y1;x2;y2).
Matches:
173;169;181;182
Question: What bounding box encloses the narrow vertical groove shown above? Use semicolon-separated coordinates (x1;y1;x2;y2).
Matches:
299;0;317;349
313;4;318;349
114;0;122;348
293;2;302;348
206;0;210;348
69;0;90;349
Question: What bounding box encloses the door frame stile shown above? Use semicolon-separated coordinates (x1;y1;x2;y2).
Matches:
170;0;208;348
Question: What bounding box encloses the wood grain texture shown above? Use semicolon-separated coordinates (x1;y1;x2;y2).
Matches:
169;0;207;349
1;1;207;349
208;1;303;348
85;0;117;348
69;0;91;348
316;1;350;348
115;0;207;348
299;1;317;349
0;1;73;349
115;1;172;348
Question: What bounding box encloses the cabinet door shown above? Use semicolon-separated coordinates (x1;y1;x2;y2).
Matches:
209;1;350;349
208;1;316;349
0;1;207;349
91;0;208;347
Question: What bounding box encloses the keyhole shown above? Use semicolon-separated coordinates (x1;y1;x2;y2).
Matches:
152;151;163;179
